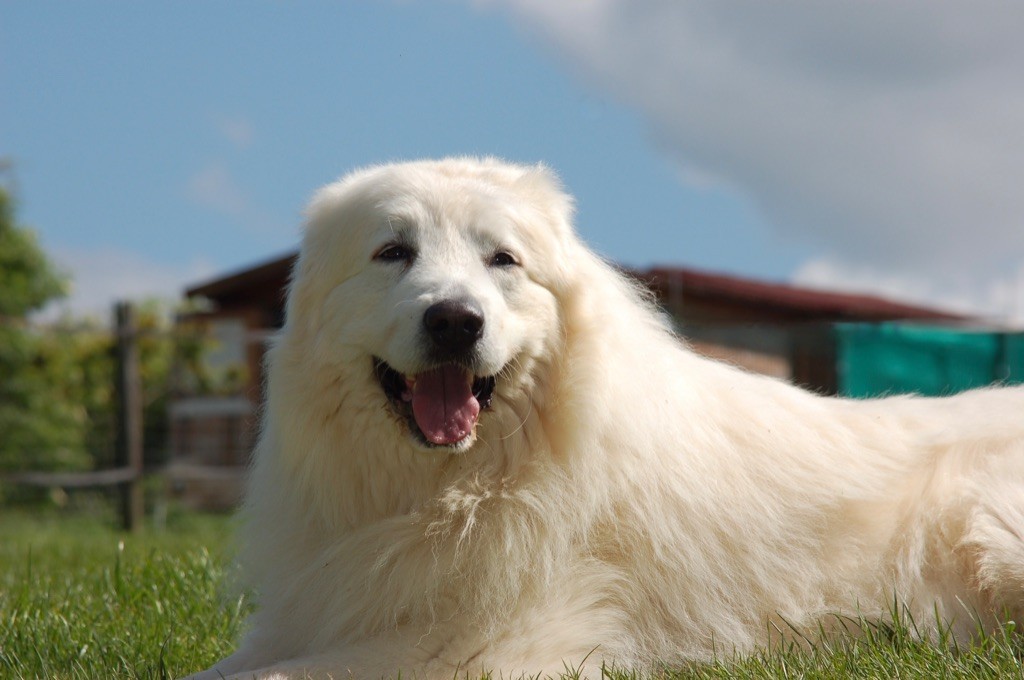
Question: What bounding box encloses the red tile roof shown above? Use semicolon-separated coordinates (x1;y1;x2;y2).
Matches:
186;252;296;301
641;266;965;321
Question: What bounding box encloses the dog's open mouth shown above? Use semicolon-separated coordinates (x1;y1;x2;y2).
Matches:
374;358;496;447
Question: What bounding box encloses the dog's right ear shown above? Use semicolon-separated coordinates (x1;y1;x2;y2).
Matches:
280;180;355;344
283;169;386;343
280;254;321;344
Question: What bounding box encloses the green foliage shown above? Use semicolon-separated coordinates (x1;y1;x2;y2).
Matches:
8;302;211;474
0;187;66;318
0;180;88;473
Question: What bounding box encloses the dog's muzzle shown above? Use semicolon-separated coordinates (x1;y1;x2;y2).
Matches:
374;359;496;448
374;297;496;448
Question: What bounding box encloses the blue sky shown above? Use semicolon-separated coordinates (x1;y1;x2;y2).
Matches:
4;2;1023;323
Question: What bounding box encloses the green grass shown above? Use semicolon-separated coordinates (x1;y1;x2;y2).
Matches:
1;507;1022;679
0;506;249;679
657;619;1024;680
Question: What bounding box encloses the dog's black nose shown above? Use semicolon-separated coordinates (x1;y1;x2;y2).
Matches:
423;299;485;356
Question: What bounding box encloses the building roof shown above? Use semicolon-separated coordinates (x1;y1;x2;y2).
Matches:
186;252;296;302
184;250;967;323
640;266;966;322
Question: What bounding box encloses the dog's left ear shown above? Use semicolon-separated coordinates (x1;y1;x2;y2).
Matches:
510;163;583;293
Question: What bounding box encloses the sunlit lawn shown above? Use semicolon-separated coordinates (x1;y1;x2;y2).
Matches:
1;502;1022;679
0;503;247;679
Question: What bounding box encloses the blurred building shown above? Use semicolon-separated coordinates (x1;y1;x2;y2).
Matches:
167;252;968;509
166;253;292;510
640;267;966;390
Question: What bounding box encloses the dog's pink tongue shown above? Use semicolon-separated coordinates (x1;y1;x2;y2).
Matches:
411;365;480;446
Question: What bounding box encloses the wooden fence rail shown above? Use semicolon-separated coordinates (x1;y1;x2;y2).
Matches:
4;466;138;488
2;300;144;531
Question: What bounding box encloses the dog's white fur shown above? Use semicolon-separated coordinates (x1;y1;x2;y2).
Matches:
192;158;1024;680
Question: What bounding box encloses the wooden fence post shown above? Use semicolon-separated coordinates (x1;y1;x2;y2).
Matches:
115;301;144;532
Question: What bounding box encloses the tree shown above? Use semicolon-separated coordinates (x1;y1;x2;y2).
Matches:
0;178;93;472
1;170;235;481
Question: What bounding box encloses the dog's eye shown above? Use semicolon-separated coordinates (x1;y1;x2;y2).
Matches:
374;244;414;263
489;251;518;267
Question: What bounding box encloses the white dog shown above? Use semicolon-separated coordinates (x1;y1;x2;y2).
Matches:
191;158;1024;680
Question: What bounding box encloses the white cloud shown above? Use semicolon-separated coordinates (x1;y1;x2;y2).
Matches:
185;160;281;233
216;116;255;149
184;117;282;231
38;246;217;322
793;256;1024;328
489;0;1024;317
186;161;251;218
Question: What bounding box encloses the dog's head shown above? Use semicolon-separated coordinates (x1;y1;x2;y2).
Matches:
281;158;577;452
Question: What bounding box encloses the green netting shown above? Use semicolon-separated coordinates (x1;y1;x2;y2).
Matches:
835;323;1024;398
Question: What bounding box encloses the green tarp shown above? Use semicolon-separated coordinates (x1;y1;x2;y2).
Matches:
835;324;1024;398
